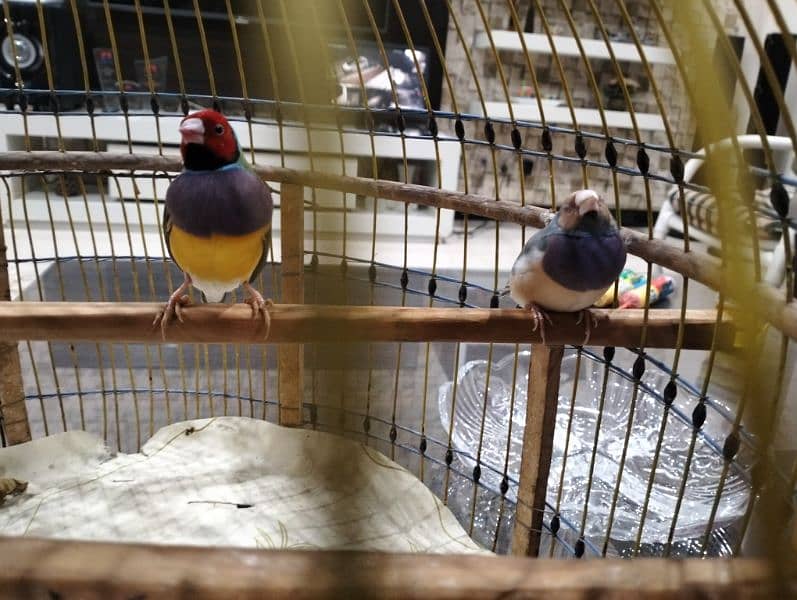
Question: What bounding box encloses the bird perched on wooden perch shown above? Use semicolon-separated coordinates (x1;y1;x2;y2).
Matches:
508;189;626;344
154;109;274;338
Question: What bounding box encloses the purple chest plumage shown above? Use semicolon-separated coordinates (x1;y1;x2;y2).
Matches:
166;166;272;238
541;232;626;292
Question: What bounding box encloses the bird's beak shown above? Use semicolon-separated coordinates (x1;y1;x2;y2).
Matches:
179;118;205;145
574;189;600;216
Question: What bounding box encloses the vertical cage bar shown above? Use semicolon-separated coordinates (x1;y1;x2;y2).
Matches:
278;183;304;427
0;203;30;445
511;344;564;556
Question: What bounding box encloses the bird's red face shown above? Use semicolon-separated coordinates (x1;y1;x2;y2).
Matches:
179;109;238;168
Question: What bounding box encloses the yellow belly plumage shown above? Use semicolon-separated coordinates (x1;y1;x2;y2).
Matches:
169;225;267;298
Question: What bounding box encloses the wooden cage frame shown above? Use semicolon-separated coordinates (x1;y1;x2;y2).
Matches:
0;152;793;598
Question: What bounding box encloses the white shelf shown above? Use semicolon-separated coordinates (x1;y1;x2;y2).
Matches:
0;112;462;240
474;30;674;65
3;192;445;252
475;100;666;132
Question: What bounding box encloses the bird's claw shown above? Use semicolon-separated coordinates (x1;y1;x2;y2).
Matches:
244;286;273;339
153;293;191;340
576;309;599;346
526;303;552;344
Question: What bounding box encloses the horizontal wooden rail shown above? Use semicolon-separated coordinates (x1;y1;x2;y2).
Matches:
1;151;795;341
0;302;732;349
0;149;550;227
0;537;783;599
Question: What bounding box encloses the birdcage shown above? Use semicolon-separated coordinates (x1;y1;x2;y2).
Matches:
0;0;795;597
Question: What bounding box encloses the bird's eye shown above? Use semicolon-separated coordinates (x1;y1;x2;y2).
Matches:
214;124;224;135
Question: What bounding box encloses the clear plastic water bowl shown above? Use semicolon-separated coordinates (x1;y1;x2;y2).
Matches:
438;349;753;556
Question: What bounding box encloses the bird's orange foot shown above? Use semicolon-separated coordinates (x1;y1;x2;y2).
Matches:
575;309;599;346
243;282;273;339
525;302;553;344
153;291;191;340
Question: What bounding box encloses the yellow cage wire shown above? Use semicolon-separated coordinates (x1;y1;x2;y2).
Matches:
0;0;795;595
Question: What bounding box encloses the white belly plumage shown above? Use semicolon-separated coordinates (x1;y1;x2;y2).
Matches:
509;253;608;312
190;276;241;303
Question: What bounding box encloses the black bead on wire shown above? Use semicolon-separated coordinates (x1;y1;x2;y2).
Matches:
663;380;677;406
692;400;707;429
670;154;685;183
484;120;496;144
574;133;587;159
632;354;646;380
541;127;553;152
722;432;740;461
511;128;522;150
637;148;650;175
770;181;789;218
550;514;561;536
455;117;465;141
605;140;618;168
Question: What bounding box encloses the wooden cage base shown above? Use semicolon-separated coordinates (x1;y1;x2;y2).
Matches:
0;537;784;599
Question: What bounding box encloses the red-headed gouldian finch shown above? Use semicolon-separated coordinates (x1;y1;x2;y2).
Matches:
508;189;627;344
154;109;274;337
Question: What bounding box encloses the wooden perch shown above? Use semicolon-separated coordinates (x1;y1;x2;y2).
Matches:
0;149;551;227
1;152;795;340
0;537;783;599
0;302;732;349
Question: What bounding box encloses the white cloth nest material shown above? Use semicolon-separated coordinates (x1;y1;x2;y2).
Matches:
0;417;487;554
